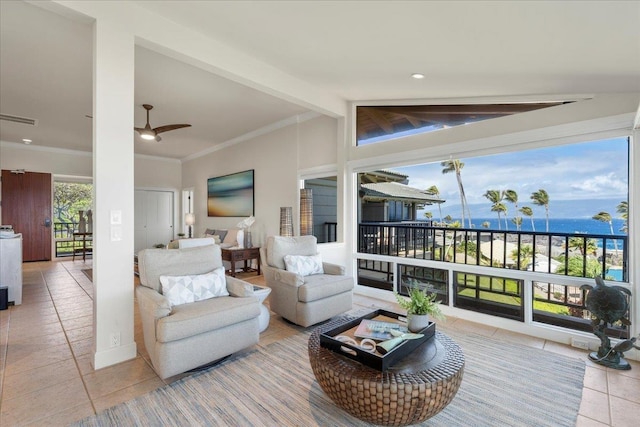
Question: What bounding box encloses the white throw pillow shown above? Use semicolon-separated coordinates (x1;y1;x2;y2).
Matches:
284;254;324;276
160;267;228;306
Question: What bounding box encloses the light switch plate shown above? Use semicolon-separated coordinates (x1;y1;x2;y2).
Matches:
111;226;123;242
110;210;122;225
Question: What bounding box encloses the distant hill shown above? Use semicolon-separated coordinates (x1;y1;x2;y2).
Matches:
428;198;626;220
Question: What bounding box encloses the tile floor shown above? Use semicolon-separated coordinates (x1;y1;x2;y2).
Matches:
1;260;639;426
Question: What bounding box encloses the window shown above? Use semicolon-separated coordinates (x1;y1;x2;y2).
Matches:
356;102;569;146
303;176;337;243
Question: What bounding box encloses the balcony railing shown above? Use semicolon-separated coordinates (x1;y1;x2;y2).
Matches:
54;222;92;258
357;221;630;338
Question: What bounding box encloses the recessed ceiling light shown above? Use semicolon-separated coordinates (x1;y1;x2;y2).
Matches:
411;73;425;79
22;138;32;144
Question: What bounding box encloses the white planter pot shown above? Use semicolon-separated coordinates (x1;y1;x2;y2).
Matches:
408;313;430;332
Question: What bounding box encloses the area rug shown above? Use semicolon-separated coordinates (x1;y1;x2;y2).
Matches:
75;325;585;427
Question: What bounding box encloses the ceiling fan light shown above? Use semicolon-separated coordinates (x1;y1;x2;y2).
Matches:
140;132;156;140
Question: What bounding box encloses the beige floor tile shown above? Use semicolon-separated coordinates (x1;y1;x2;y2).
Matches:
75;353;95;376
583;365;609;393
0;377;90;426
61;314;93;331
3;341;74;376
92;376;166;413
576;415;610;426
2;357;80;398
7;321;64;341
58;306;93;321
607;371;640;404
615;359;640;380
70;337;94;357
65;324;93;342
6;331;68;356
24;402;96;427
83;356;157;399
609;395;640;427
578;388;611;425
54;295;93;308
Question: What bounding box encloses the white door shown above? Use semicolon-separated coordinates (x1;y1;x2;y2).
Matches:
135;190;174;252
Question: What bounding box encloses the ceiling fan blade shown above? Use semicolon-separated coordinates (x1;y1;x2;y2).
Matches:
153;124;191;134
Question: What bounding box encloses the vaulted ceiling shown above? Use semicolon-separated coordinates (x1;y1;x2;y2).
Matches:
1;1;638;160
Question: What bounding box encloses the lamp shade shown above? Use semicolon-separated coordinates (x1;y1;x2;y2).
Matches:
185;213;195;226
300;189;313;236
279;207;293;237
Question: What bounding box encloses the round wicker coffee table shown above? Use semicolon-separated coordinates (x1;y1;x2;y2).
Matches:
308;319;464;426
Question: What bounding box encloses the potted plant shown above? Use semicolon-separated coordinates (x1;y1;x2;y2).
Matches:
395;286;445;332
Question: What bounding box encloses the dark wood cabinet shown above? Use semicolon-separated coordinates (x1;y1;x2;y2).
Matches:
221;247;261;277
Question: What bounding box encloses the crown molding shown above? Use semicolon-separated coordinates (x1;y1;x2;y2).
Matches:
0;140;181;163
181;111;321;163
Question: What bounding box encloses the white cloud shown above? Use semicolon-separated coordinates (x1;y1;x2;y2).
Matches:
570;172;627;194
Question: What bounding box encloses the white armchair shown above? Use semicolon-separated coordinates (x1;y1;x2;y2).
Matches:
136;244;260;378
260;235;354;327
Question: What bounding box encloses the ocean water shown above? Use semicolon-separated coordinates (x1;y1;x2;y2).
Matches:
440;217;627;236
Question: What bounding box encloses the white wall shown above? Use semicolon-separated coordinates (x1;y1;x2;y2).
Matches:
181;115;339;249
0;142;182;223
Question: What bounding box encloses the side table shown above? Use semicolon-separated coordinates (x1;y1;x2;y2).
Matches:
221;247;260;277
252;284;271;332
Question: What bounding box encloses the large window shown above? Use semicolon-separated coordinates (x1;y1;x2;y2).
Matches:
355;136;630;334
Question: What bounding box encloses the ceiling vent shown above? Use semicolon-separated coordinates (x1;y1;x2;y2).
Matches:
0;113;38;126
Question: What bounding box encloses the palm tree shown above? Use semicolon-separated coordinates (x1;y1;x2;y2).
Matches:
483;189;505;230
511;216;523;230
519;206;535;231
511;244;534;270
568;237;597;256
504;189;520;230
592;211;619;255
531;189;550;232
492;202;508;230
616;201;628;233
481;221;491;229
425;185;443;224
441;159;471;228
424;211;433;221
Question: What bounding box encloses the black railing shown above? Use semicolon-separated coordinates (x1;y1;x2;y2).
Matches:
54;222;92;258
358;222;627;281
357;221;630;338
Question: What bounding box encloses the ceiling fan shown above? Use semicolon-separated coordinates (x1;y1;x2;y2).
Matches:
135;104;191;142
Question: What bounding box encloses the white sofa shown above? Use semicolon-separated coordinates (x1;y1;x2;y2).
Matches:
136;244;260;378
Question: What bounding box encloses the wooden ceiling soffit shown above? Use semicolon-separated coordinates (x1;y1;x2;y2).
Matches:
356;102;568;142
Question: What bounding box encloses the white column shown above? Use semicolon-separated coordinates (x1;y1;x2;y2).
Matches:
92;17;136;369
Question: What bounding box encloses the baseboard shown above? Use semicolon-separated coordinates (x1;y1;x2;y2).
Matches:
93;341;137;370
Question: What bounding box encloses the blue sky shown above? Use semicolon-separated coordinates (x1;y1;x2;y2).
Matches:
389;137;629;219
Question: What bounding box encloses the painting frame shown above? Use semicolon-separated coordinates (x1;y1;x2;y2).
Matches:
207;169;255;217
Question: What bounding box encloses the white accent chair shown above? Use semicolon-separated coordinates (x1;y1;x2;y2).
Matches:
260;235;354;327
136;244;260;378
